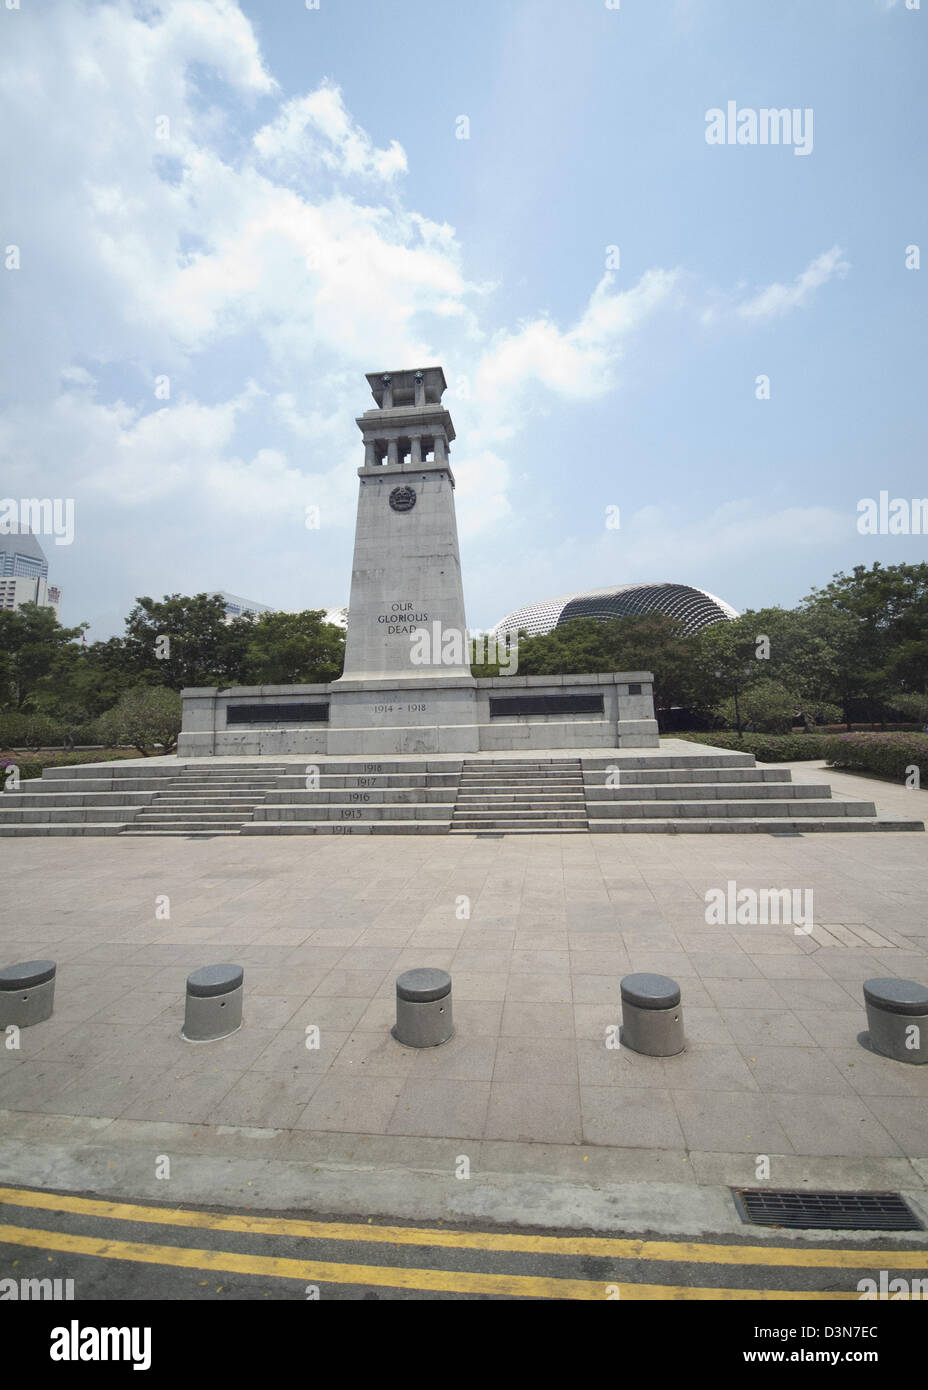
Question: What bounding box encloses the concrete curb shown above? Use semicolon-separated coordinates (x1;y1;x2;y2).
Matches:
2;1111;927;1242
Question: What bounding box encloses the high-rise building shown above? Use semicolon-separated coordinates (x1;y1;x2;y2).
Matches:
213;591;273;622
212;592;348;626
0;528;62;617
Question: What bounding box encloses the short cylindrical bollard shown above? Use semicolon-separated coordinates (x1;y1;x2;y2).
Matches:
863;978;928;1065
392;968;453;1048
0;960;57;1028
620;972;685;1057
182;964;244;1042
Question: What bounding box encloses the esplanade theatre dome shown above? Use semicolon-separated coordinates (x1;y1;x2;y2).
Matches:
490;582;739;639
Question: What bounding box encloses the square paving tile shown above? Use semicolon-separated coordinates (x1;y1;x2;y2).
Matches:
505;973;573;1003
671;1090;794;1153
484;1083;581;1143
738;1045;850;1096
500;1002;574;1036
388;1079;491;1138
580;1087;684;1148
769;1094;902;1157
493;1037;578;1086
120;1069;243;1123
720;1009;816;1047
295;1076;403;1133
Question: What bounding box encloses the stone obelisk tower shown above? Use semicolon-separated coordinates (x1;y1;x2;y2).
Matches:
337;367;471;682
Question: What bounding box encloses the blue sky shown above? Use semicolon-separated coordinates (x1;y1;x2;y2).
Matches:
1;0;925;638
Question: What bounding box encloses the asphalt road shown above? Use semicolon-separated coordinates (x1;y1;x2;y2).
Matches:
1;1181;927;1302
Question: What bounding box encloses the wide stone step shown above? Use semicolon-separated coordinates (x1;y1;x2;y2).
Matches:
174;767;287;775
586;783;834;802
241;821;450;835
453;808;588;821
452;818;590;830
125;824;245;833
122;822;243;834
599;767;791;785
449;826;589;835
0;807;147;823
582;753;756;769
168;781;281;790
458;795;586;806
276;773;460;788
140;802;250;812
0;791;156;807
264;789;457;804
459;777;584;787
586;799;873;819
16;779;168;794
456;802;585;813
253;804;451;821
589;817;924;833
151;795;261;803
0;822;130;835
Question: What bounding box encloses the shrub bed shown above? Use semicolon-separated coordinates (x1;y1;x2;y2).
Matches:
0;750;137;783
673;732;831;762
819;732;928;783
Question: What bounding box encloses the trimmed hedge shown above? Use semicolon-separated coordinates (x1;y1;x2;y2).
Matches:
0;713;105;751
820;732;928;783
674;732;831;762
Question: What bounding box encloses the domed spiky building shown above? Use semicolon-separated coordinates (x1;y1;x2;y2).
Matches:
490;582;738;639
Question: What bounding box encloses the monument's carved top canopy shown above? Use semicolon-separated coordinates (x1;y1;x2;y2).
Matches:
365;366;447;410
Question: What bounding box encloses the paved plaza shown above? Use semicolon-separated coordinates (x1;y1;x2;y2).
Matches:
2;758;927;1235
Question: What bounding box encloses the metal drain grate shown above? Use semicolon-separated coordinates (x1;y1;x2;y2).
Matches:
770;832;803;837
732;1188;923;1231
476;833;504;839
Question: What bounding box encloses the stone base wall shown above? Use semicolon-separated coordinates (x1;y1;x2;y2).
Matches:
178;672;660;756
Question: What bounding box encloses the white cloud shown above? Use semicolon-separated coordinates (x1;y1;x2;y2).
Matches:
254;83;408;183
0;0;856;633
735;246;850;321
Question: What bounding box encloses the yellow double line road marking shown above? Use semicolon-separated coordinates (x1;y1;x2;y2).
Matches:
0;1184;923;1299
1;1185;925;1268
0;1223;860;1300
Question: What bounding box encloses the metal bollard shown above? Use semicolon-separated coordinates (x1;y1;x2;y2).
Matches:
620;972;685;1057
182;964;244;1042
0;960;57;1028
863;978;928;1065
392;968;453;1048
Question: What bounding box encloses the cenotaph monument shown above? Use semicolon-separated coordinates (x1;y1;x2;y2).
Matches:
178;368;659;756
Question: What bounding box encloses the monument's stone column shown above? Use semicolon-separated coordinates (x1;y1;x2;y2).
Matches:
329;367;479;754
337;368;472;685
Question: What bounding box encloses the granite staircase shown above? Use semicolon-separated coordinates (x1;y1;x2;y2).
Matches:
0;763;287;836
0;749;922;835
449;759;588;833
123;765;288;836
243;761;460;834
581;754;922;833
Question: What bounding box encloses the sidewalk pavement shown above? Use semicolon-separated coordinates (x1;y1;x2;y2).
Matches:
1;759;926;1236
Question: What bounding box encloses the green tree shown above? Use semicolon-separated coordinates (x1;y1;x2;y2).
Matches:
505;613;693;714
713;678;798;735
802;563;928;726
236;610;346;685
0;603;87;710
123;593;241;690
97;686;182;756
